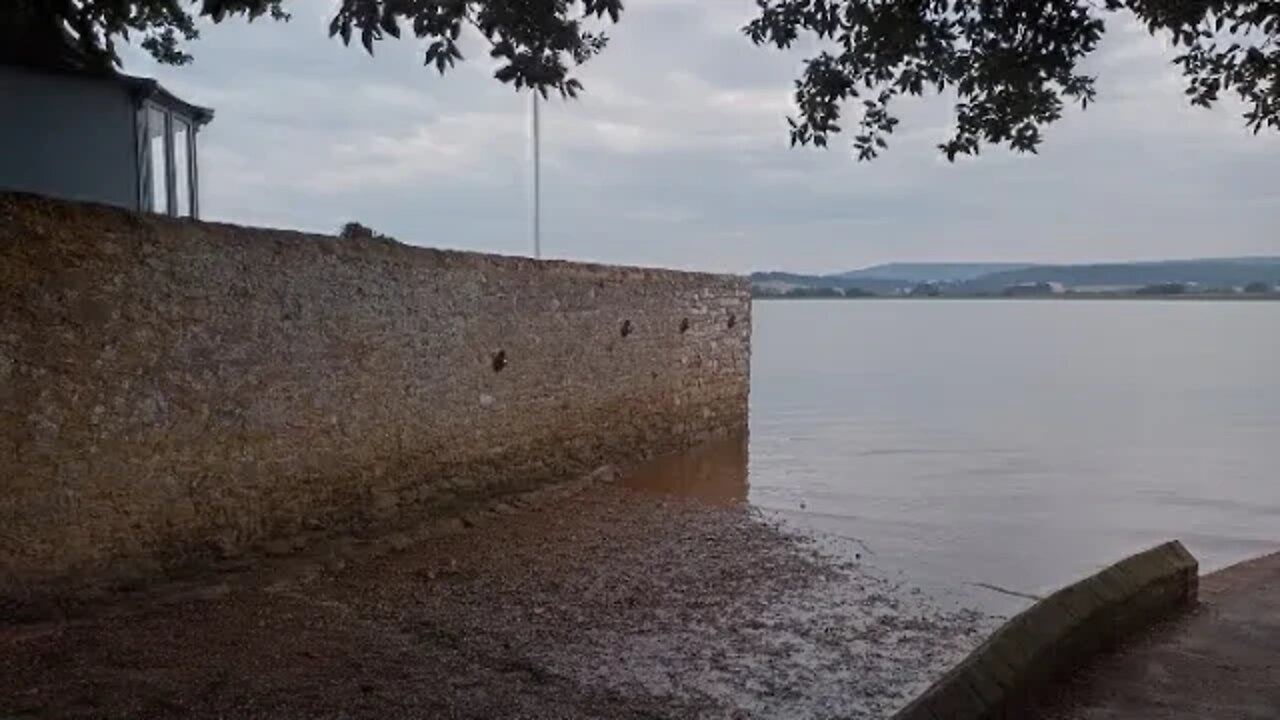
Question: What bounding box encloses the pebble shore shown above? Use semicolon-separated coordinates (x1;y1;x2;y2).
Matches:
2;473;994;719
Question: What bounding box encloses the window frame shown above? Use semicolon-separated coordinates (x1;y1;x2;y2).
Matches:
171;116;193;218
137;101;199;218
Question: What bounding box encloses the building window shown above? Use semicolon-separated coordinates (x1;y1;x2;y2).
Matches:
140;104;198;218
146;106;168;214
173;118;191;217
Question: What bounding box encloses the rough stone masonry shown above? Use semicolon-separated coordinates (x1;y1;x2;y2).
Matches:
0;192;751;603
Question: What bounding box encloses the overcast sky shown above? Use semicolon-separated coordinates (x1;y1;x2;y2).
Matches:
125;0;1280;274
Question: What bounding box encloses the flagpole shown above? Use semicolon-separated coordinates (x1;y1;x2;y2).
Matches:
531;90;542;260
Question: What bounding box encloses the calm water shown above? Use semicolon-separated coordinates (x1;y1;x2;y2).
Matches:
745;300;1280;607
623;300;1280;608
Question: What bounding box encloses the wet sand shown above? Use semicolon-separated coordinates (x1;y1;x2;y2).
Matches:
1;464;993;719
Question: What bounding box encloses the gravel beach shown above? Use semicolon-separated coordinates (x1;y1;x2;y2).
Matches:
1;469;994;719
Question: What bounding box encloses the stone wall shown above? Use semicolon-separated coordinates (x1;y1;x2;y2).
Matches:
0;193;751;600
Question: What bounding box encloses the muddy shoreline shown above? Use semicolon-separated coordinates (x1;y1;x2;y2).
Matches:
2;472;994;719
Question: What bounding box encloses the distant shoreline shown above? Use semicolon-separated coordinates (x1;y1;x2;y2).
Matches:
752;257;1280;301
753;293;1280;302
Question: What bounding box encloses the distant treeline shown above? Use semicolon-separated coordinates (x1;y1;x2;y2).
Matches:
753;286;876;299
753;281;1280;300
751;257;1280;299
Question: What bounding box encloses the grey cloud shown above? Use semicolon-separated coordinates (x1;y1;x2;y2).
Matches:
126;0;1279;273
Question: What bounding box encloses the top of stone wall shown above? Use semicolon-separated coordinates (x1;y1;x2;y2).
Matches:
0;191;746;287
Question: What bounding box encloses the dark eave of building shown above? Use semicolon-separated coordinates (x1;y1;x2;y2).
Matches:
119;74;215;126
1;11;214;126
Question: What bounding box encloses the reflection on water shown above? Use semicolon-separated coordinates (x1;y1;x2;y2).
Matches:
622;301;1280;613
749;300;1280;606
620;434;749;506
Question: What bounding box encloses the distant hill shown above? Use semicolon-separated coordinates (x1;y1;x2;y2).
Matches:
952;257;1280;294
836;262;1033;284
753;257;1280;297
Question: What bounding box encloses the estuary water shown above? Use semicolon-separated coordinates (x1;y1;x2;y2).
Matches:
627;299;1280;611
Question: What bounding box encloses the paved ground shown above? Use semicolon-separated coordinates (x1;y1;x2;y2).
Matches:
1032;551;1280;719
0;471;993;720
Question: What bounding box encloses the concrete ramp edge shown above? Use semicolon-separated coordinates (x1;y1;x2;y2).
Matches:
893;540;1199;720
